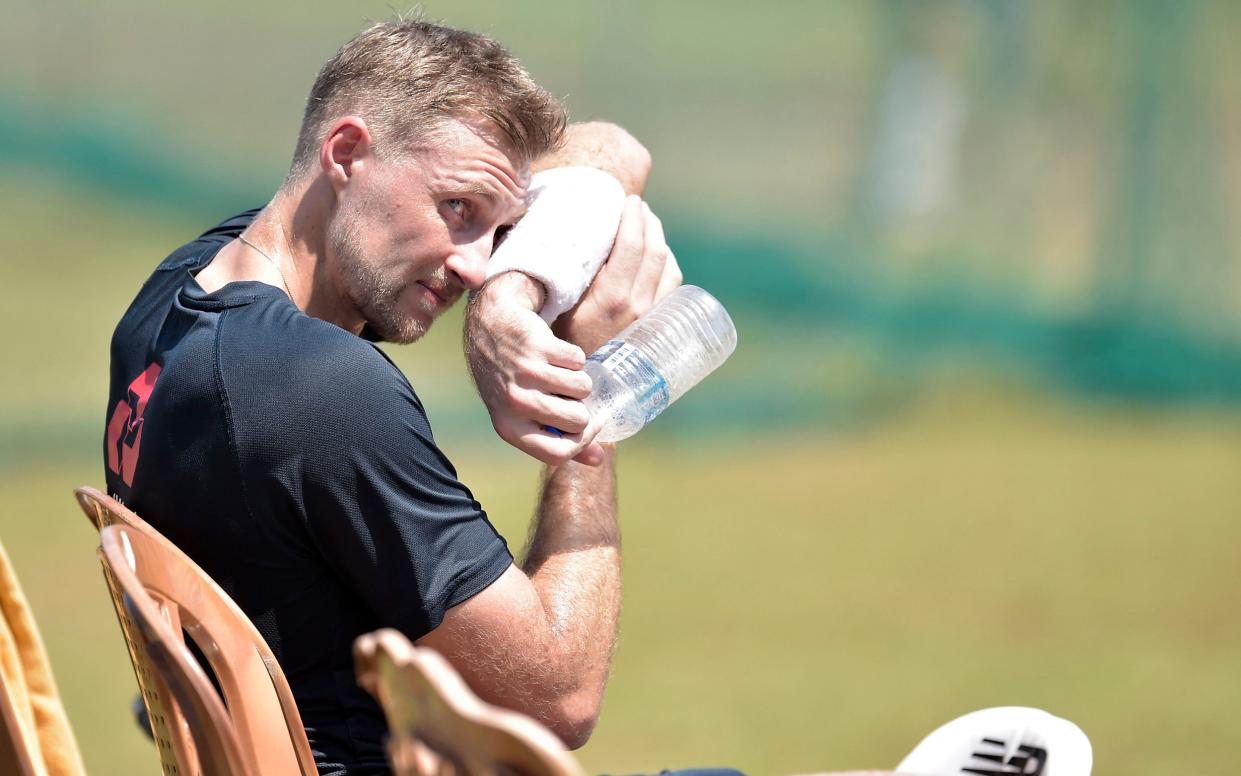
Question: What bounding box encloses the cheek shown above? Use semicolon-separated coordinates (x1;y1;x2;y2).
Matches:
395;210;456;260
326;209;357;263
335;206;396;266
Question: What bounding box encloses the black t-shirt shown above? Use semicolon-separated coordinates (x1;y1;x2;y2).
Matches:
104;210;513;774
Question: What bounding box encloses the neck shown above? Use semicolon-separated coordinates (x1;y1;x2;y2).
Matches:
243;179;366;335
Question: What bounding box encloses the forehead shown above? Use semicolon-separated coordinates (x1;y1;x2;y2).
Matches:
413;118;530;204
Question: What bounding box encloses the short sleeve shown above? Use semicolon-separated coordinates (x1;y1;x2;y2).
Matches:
222;314;512;639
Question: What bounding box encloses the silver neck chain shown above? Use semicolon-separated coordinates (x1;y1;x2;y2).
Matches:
237;233;294;300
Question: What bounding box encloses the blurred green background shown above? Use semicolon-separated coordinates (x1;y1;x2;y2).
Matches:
2;1;1240;774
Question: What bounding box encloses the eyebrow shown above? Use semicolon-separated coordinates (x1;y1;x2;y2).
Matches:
453;179;529;221
457;181;498;197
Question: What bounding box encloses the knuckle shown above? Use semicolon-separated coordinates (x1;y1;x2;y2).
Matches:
625;292;646;315
516;357;542;380
503;385;525;411
495;421;520;445
603;293;632;318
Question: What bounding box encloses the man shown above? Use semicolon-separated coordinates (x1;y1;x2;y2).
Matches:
105;17;674;774
103;16;1093;776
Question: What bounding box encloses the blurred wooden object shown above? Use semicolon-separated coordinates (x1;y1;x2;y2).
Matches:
79;485;316;776
0;538;87;776
354;628;586;776
0;677;38;776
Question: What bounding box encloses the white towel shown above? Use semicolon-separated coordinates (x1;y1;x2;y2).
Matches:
485;166;627;323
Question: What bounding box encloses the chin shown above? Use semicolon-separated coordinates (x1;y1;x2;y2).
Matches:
392;327;429;345
360;295;436;344
375;318;431;344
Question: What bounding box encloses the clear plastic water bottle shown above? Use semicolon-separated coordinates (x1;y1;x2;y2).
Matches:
584;285;737;442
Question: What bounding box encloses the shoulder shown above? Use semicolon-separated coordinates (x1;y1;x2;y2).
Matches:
215;305;433;448
114;210;262;340
293;318;417;411
219;304;414;397
157;208;264;274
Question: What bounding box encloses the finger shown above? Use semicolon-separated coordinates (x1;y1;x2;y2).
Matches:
631;202;669;304
519;364;593;400
516;388;591;434
513;426;588;465
542;337;586;370
493;416;561;464
568;415;606;465
516;420;602;464
654;248;683;301
571;442;606;467
594;195;646;292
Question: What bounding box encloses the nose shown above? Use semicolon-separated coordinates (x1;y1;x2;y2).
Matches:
445;235;491;291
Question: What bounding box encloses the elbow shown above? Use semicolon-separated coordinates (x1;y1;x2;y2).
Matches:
571;121;653;195
612;128;652;192
545;687;603;750
605;124;652;194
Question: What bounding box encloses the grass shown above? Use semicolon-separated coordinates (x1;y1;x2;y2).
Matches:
3;396;1239;775
2;5;1239;767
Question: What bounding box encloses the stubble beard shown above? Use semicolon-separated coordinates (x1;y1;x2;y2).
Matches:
328;210;432;345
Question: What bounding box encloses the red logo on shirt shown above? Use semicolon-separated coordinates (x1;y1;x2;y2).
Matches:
106;363;162;487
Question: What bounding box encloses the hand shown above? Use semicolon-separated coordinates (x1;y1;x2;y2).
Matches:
466;273;607;466
554;196;683;354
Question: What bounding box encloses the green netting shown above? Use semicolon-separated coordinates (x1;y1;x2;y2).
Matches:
4;0;1240;438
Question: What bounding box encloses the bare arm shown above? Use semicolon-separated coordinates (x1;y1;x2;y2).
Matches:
424;195;672;747
534;120;652;196
417;455;619;747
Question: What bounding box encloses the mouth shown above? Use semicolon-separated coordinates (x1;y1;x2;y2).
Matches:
416;281;454;308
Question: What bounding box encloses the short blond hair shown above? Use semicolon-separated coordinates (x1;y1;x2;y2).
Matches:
288;16;566;178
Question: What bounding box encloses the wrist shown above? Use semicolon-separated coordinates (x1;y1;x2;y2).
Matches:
479;271;546;312
483;166;627;323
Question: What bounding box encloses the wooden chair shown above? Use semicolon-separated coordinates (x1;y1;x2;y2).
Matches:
354;628;586;776
99;525;247;774
78;486;316;776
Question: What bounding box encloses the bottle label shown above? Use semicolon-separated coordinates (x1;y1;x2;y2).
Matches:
589;340;670;423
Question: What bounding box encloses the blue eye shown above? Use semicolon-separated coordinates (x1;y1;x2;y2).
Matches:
445;199;467;217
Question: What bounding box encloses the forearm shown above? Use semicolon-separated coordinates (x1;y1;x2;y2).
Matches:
521;449;621;726
441;149;675;746
417;438;619;746
534;121;651;195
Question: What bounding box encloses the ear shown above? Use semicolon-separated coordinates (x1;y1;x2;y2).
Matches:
319;117;374;194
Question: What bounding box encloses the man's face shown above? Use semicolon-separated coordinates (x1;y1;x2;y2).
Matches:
326;117;529;343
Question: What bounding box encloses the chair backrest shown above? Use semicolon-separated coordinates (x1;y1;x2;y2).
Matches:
0;678;38;776
99;525;248;775
78;486;315;776
354;628;586;776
